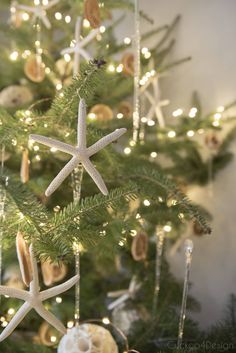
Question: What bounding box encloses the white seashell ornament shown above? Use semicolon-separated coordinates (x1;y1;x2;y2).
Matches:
57;324;118;353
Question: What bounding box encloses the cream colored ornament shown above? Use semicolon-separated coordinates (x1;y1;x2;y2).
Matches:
90;104;113;121
3;265;24;290
41;259;67;286
16;231;32;287
20;149;30;183
38;321;60;346
0;85;33;108
24;56;45;83
84;0;101;29
121;53;134;76
131;232;148;261
118;101;133;118
57;324;118;353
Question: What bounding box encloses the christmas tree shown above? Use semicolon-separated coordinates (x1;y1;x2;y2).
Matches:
0;1;236;352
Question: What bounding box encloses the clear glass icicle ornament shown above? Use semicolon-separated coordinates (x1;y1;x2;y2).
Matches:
152;227;165;314
0;145;7;293
132;0;141;143
71;164;84;326
177;239;194;348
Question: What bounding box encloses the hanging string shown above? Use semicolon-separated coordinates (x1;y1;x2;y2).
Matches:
177;239;194;348
72;164;84;326
132;0;141;143
152;226;165;314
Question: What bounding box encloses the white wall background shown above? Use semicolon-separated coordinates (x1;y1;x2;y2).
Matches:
117;0;236;328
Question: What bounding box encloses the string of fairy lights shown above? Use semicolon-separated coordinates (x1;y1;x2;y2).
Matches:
0;0;229;345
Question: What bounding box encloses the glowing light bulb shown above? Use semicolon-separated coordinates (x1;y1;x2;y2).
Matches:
50;336;57;343
144;52;151;59
67;321;74;328
124;37;131;45
141;47;148;54
100;25;106;33
124;147;131;155
102;317;110;325
147;119;155;126
116;64;123;73
83;19;90;28
141;117;147;123
118;240;124;247
45;67;51;74
172;109;183;117
64;53;71;62
189;107;197;118
187;130;195;137
150;152;157;158
167;130;176;138
143;199;150;206
88;113;96;120
56;297;62;303
214;113;221;120
22;12;29;21
108;64;115;72
163;224;172;232
8;308;15;315
117;113;123;119
55;12;62;20
56;83;62;91
130;230;137;237
65;15;71;23
9;51;18;61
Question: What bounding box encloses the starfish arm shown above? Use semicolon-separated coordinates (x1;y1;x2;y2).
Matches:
0;302;31;342
16;4;34;12
29;245;40;295
77;99;87;148
30;134;76;155
75;17;82;44
61;46;76;55
146;106;155;120
45;157;79;197
0;286;29;301
82;158;108;195
40;275;79;301
155;106;165;128
45;0;60;9
78;48;91;61
40;14;51;29
80;28;100;47
35;303;66;335
87;128;127;157
144;90;155;105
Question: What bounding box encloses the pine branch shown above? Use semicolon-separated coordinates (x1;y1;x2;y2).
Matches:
130;166;211;234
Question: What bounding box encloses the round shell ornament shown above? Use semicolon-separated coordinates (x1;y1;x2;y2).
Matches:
121;53;134;76
118;101;133;118
24;55;45;83
41;259;67;286
57;324;118;353
0;85;33;108
131;232;148;261
38;321;60;346
84;0;101;29
90;104;113;121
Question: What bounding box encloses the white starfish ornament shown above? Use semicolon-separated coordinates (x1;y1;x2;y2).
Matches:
30;99;126;196
17;0;59;29
61;16;100;75
140;60;169;128
0;245;79;342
